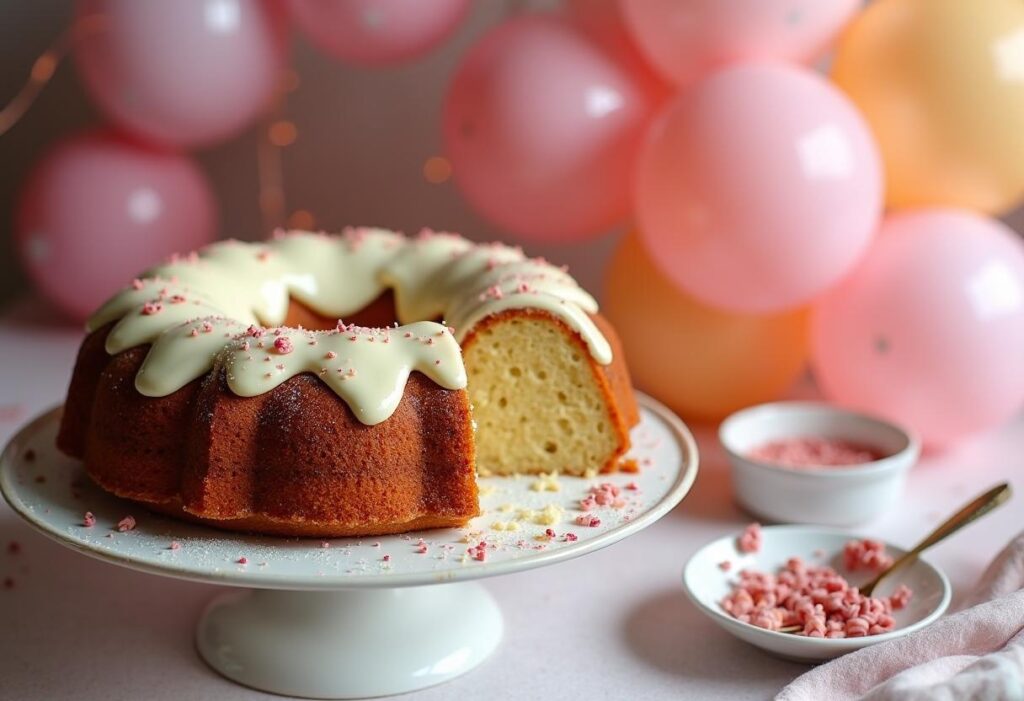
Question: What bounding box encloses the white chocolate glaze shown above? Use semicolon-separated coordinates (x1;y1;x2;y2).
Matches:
87;228;611;424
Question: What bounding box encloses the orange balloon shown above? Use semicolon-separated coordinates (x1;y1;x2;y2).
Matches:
832;0;1024;213
604;232;810;422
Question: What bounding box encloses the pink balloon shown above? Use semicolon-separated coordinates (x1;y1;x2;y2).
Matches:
635;63;882;313
443;16;660;243
73;0;288;148
288;0;470;66
15;130;217;322
812;210;1024;448
619;0;859;86
565;0;670;101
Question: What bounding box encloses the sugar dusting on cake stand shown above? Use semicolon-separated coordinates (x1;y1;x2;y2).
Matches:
0;392;697;699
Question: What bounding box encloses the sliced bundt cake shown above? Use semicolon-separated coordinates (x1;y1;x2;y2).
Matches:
57;228;638;536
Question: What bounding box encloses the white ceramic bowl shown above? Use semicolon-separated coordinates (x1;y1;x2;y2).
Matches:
682;525;951;663
719;402;920;526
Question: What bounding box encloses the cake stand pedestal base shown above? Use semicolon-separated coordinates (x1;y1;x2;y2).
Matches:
196;582;503;699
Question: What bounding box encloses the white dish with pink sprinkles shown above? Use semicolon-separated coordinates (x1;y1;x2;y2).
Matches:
683;524;951;663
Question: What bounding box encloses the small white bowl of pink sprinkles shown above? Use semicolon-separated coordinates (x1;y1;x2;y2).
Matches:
719;402;920;526
683;524;951;663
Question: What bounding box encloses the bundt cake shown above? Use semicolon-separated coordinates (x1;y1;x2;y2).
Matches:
57;228;638;537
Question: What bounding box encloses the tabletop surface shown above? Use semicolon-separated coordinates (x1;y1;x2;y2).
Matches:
1;297;1022;701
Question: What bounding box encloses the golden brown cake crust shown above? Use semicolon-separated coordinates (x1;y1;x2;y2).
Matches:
58;308;479;538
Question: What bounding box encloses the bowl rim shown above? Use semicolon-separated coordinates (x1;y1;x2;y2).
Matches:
682;524;952;648
718;401;921;479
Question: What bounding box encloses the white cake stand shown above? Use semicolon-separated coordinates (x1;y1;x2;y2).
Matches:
1;393;698;699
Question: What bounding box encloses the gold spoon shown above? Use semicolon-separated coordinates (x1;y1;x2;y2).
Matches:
777;481;1012;634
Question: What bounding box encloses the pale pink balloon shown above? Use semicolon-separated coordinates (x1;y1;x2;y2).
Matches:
635;62;882;313
812;210;1024;448
288;0;470;66
565;0;671;101
619;0;859;86
15;130;217;322
443;16;661;243
73;0;288;148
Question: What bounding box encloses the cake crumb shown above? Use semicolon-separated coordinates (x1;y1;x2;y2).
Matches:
491;520;521;532
619;458;640;473
533;504;563;526
82;512;96;528
169;541;181;551
237;556;248;565
530;471;560;492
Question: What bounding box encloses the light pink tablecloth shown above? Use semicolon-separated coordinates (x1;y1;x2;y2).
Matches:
1;298;1021;701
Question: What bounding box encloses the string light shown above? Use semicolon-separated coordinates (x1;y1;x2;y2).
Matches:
287;209;316;230
256;69;302;235
423;155;453;184
268;120;298;147
0;14;107;137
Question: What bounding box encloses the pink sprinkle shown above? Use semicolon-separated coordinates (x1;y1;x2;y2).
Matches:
247;325;265;338
545;528;556;538
82;512;96;528
189;328;200;337
237;557;248;565
169;294;187;304
718;541;913;637
202;321;213;333
325;351;337;359
737;523;762;554
383;554;391;562
169;541;181;551
575;515;601;527
889;584;913;610
843;538;894;572
563;533;578;542
274;337;294;354
131;278;145;290
116;515;137;532
141;302;163;316
416;543;428;554
718;560;732;572
467;541;488;561
321;542;330;549
749;437;884;468
580;483;625;511
625;482;640;491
